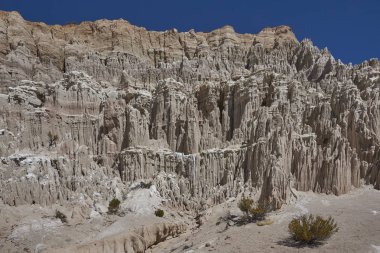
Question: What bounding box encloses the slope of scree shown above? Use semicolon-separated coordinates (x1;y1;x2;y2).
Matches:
0;11;379;211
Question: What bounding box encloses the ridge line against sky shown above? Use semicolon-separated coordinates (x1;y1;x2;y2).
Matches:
0;0;379;64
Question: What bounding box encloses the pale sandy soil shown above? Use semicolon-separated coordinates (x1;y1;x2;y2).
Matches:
1;186;379;253
150;186;380;253
0;186;191;253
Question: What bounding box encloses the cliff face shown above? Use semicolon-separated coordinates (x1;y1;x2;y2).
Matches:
0;11;379;210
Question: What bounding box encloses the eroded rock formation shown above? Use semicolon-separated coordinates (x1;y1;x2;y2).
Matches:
0;11;380;212
46;222;186;253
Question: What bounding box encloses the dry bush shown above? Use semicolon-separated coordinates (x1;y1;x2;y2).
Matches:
155;209;164;217
288;214;338;244
140;181;152;189
250;203;269;221
108;198;121;214
238;197;254;217
238;197;270;221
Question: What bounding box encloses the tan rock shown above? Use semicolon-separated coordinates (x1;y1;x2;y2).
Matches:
0;11;379;212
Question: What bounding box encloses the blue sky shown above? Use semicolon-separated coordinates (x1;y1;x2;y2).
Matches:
0;0;378;64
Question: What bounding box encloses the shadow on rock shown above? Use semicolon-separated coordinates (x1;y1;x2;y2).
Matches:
216;213;264;233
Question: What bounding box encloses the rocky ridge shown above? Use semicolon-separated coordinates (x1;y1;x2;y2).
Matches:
0;10;380;215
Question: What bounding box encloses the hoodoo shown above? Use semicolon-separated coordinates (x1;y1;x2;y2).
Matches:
0;10;379;253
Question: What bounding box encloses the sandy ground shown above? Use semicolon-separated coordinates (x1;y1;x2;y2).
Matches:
150;186;380;253
0;204;174;252
1;186;380;253
0;186;192;253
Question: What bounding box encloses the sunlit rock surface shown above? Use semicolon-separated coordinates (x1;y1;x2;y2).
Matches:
1;10;380;214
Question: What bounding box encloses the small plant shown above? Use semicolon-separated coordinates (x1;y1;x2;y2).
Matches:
55;210;67;223
250;203;269;221
108;198;121;215
48;131;59;147
140;181;152;189
288;214;338;244
238;197;271;223
238;197;254;218
155;209;164;217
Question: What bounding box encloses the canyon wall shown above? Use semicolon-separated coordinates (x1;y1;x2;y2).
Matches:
0;11;379;210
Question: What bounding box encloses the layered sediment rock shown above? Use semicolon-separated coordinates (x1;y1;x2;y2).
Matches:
0;11;380;211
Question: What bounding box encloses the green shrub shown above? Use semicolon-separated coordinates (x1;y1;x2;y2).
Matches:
108;198;121;214
55;210;67;223
155;209;164;217
250;203;269;221
288;214;338;244
238;197;254;217
140;181;152;189
238;197;269;221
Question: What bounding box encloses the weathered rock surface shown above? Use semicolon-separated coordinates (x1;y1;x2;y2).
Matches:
45;222;186;253
0;10;380;213
0;11;296;93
